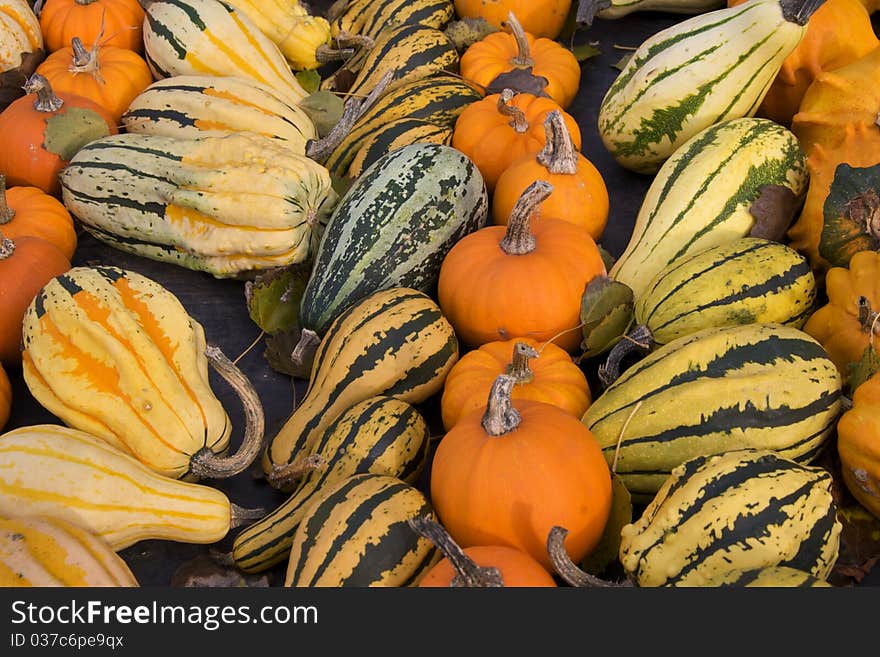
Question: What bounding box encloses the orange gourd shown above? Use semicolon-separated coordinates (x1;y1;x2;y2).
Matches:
728;0;878;126
0;233;71;365
493;109;609;240
0;363;10;431
39;0;145;54
0;175;76;260
0;73;117;197
36;36;153;124
438;180;605;353
460;12;580;109
453;0;572;40
440;337;591;431
837;370;880;519
451;89;581;192
430;373;612;570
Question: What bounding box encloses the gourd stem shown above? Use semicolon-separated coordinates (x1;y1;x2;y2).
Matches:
536;110;579;175
598;324;654;388
229;503;268;529
189;345;266;480
857;296;880;334
407;516;505;587
505;12;533;68
306;69;394;163
290;327;321;374
267;453;326;491
315;44;356;63
24;73;63;112
75;0;97;5
780;0;828;26
497;88;529;133
481;374;522;437
499;180;553;256
505;341;538;383
0;234;14;260
332;32;375;50
71;37;92;66
0;176;13;225
547;526;632;588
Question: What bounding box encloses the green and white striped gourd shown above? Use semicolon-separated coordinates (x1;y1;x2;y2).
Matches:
609;117;808;300
597;0;825;173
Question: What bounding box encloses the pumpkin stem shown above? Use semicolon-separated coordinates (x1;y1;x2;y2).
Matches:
780;0;828;26
266;453;326;491
229;503;268;529
189;345;266;480
481;374;522;436
505;12;533;68
24;73;63;112
68;36;105;83
407;516;505;587
536;110;579;175
290;327;321;375
75;0;98;4
0;233;14;260
497;88;529;134
0;176;14;225
506;341;539;384
598;324;654;388
547;526;632;588
499;180;553;256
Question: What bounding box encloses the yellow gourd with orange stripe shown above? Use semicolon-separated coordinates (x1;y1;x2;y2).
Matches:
21;266;265;481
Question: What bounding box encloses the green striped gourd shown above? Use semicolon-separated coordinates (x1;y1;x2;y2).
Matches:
329;0;455;40
0;515;139;587
284;473;437;587
619;449;842;587
697;565;831;587
583;323;842;501
346;118;453;179
300;143;487;341
21;266;264;481
141;0;308;107
0;425;239;550
233;396;430;573
121;75;317;152
323;74;482;179
597;0;824;173
609;117;808;300
262;287;459;490
58;132;336;278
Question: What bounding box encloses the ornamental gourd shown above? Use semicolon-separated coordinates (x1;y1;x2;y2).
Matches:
0;0;43;72
453;0;572;39
21;266;265;481
837;370;880;519
328;0;455;40
39;0;145;53
0;175;76;260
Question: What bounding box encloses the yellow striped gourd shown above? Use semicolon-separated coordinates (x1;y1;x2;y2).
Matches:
0;516;139;587
329;0;455;40
697;565;832;587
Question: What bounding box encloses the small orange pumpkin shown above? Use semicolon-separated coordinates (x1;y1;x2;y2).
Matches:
38;0;145;54
0;175;76;260
36;36;153;124
440;337;591;431
837;370;880;519
430;373;612;570
0;362;10;431
460;12;580;109
451;89;581;192
437;180;606;353
453;0;572;40
493;110;609;240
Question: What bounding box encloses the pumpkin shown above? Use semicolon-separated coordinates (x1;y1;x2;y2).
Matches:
38;0;145;54
453;0;572;40
440;337;591;431
786;123;880;278
803;250;880;381
792;45;880;158
410;515;557;587
459;11;580;109
0;175;76;260
837;369;880;519
493;109;609;240
438;180;605;353
0;73;117;197
727;0;878;126
430;373;612;570
0;362;10;431
0;0;43;72
451;89;582;192
0;233;71;365
35;36;153;123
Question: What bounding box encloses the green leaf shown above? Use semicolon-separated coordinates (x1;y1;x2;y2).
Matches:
580;275;635;359
580;473;633;575
571;42;601;63
244;264;311;335
263;328;316;380
299;90;346;138
847;344;880;394
295;69;322;95
613;52;635;72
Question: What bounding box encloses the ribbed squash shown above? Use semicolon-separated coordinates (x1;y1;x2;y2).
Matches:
0;0;42;72
0;515;139;586
39;0;144;54
0;177;76;260
329;0;455;40
837;370;880;519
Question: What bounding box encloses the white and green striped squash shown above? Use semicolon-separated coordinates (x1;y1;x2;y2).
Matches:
597;0;823;173
619;449;842;587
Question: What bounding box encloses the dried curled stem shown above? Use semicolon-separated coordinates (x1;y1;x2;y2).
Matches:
407;516;504;587
547;526;632;588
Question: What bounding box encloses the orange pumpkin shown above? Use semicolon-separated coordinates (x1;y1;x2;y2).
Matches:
440;337;591;431
493;109;609;240
0;175;76;260
0;233;71;365
0;362;10;431
0;73;117;197
430;373;612;570
437;180;606;352
460;12;580;109
452;89;581;192
36;36;153;124
837;370;880;519
39;0;145;54
453;0;572;40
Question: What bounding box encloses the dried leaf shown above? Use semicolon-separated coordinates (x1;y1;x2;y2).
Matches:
0;49;45;112
244;264;311;335
444;17;499;52
171;554;271;588
749;184;800;241
485;68;551;98
295;68;323;95
580;275;635;359
613;52;634;72
264;328;314;380
847;344;880;395
571;42;601;63
580;473;632;575
299;90;345;138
